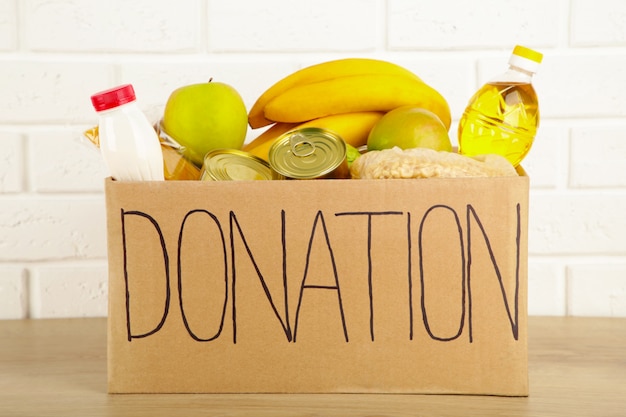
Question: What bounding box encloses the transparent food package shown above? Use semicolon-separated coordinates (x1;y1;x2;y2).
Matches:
154;122;202;180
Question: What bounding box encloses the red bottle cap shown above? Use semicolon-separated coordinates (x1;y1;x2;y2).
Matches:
90;84;137;112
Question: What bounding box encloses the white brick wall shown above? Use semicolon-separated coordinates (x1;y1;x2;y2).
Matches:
1;0;625;319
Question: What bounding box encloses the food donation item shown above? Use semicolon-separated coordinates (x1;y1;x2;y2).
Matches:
82;125;201;181
201;149;282;181
90;84;165;181
458;45;543;167
154;124;202;181
244;111;383;161
161;80;248;167
367;106;452;152
268;128;349;179
87;51;539;183
247;58;424;128
249;58;451;131
350;147;518;179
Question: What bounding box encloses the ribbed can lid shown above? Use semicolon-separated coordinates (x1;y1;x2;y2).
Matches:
201;149;282;181
268;128;347;179
509;45;543;74
91;84;136;112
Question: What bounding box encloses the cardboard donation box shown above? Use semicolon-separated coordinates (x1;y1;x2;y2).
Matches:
105;175;529;395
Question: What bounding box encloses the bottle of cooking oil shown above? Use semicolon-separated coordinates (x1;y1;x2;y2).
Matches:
458;45;543;167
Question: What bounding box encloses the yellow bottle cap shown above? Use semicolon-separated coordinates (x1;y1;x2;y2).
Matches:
513;45;543;64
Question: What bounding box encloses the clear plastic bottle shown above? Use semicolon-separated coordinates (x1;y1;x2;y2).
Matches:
90;84;164;181
458;45;543;167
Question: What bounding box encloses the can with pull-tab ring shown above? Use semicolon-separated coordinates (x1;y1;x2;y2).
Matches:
201;149;283;181
268;127;349;180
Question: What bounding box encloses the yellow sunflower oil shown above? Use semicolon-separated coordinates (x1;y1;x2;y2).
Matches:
458;45;543;167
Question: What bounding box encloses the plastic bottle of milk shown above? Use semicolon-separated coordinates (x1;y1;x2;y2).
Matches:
90;84;164;181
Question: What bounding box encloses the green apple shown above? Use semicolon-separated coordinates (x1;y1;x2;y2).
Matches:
367;106;452;152
162;80;248;167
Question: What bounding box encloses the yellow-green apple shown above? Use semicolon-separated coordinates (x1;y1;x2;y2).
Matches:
367;106;452;152
162;80;248;166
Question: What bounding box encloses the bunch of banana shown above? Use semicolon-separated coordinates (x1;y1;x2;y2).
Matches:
243;111;384;161
245;58;451;159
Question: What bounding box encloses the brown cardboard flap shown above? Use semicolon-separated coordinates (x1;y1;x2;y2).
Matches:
105;176;529;395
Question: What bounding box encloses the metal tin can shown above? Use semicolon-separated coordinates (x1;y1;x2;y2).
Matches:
201;149;283;181
268;127;349;179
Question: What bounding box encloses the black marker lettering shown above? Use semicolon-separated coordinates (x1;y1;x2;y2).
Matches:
230;211;292;343
335;211;403;341
419;205;465;342
177;209;228;342
294;211;348;343
121;209;170;342
466;204;522;342
116;200;524;345
407;212;414;340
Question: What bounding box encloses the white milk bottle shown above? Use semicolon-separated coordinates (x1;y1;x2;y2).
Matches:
90;84;164;181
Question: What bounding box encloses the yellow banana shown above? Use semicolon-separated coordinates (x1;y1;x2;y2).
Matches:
247;111;384;161
242;122;299;152
248;58;422;129
264;74;451;130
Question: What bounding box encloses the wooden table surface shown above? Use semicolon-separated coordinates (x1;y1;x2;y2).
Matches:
1;317;625;417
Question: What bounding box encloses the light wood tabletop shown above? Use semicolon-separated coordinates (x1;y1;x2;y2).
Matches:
0;316;625;416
